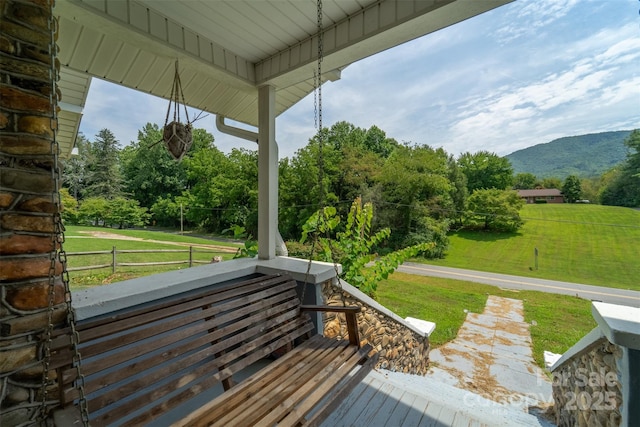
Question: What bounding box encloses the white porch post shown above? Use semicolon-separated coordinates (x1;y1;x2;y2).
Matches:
258;85;277;260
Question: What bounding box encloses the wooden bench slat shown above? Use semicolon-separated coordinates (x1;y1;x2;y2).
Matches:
266;343;375;427
119;319;315;427
303;349;379;427
206;339;349;426
50;274;294;347
54;274;377;427
60;295;302;399
66;303;305;410
95;315;312;426
79;280;297;357
215;342;357;427
57;287;299;383
174;334;329;427
50;275;296;356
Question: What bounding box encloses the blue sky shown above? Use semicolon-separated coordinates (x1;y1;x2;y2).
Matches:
79;0;640;159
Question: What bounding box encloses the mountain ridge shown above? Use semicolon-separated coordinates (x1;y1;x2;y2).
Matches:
506;130;632;178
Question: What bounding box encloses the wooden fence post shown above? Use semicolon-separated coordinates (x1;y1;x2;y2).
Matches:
189;246;193;267
112;246;117;274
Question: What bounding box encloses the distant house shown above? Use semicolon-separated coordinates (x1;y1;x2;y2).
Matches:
517;188;564;204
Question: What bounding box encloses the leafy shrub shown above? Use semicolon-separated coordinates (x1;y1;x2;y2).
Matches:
301;198;434;297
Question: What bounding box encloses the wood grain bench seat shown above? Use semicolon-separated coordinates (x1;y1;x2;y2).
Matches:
50;273;376;426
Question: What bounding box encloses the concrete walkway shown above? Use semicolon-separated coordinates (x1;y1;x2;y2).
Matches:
425;296;553;412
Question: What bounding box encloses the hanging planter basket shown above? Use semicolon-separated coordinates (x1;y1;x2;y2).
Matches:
163;120;192;161
162;61;193;161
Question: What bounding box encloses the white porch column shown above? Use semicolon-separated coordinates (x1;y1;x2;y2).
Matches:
258;85;277;260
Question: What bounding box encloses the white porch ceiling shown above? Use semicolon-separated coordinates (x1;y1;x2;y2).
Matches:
54;0;512;158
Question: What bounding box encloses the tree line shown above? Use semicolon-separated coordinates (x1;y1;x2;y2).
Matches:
511;130;640;206
61;123;638;258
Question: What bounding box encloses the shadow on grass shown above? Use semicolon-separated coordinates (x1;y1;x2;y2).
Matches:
449;229;522;242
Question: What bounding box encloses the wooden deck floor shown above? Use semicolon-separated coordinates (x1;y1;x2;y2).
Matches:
319;369;553;427
320;370;484;427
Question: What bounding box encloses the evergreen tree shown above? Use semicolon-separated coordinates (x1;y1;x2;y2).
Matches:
62;133;90;200
561;175;582;203
447;155;468;226
84;128;123;199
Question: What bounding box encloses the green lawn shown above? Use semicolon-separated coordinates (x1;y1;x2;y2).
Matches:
63;226;240;290
65;225;240;247
421;204;640;291
377;272;596;368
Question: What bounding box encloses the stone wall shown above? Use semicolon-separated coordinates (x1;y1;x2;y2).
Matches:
552;337;623;427
321;281;429;375
0;0;68;424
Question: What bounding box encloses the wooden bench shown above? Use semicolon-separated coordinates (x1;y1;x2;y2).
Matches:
50;273;376;426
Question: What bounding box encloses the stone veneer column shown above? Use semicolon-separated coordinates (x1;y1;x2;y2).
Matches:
1;0;68;424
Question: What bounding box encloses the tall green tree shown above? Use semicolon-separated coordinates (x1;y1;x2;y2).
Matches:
278;128;342;238
561;175;582;203
579;177;600;204
78;197;109;226
59;188;79;224
121;123;190;208
458;151;514;193
541;177;562;189
513;173;537;190
447;155;468;226
466;189;525;232
84;128;123;199
62;133;90;200
105;197;150;229
377;144;452;250
181;136;228;230
216;148;259;236
600;129;640;207
362;125;398;158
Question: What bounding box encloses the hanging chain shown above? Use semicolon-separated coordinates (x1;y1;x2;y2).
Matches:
176;62;190;126
165;60;190;126
303;0;325;303
304;0;345;308
316;0;323;135
315;0;324;214
315;0;346;306
40;1;90;424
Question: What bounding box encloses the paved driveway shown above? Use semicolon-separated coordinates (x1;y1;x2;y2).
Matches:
399;263;640;307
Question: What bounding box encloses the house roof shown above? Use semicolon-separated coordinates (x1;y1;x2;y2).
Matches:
517;189;563;197
54;0;512;158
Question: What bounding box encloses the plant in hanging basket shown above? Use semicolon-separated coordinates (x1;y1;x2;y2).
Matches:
163;121;193;161
156;61;205;161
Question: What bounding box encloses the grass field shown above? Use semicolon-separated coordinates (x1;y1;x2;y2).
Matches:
64;226;240;289
377;272;596;368
421;204;640;291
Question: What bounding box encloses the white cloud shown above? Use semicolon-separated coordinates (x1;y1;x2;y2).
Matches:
495;0;580;42
81;79;168;145
77;0;636;162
